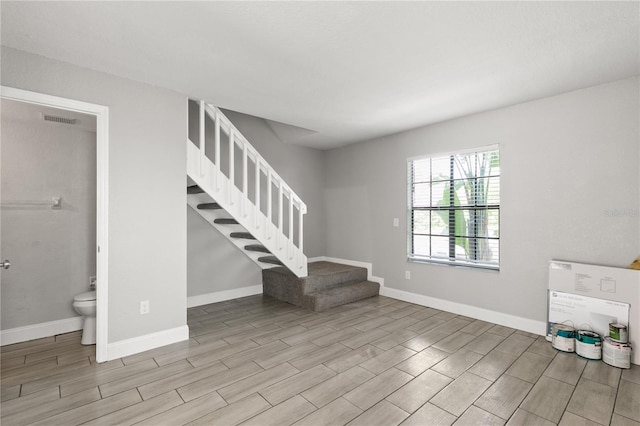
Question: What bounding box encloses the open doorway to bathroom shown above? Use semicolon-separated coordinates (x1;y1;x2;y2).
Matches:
0;87;109;362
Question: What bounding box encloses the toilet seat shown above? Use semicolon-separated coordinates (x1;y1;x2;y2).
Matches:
74;291;96;302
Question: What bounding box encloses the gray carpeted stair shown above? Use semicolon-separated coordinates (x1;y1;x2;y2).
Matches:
262;261;379;312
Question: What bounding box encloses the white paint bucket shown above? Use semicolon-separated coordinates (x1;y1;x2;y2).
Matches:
602;336;632;369
552;324;575;352
575;330;602;360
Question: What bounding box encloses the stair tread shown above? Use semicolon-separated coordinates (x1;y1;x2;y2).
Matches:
245;244;270;253
197;202;222;210
230;232;255;240
187;185;204;194
258;256;283;265
214;218;239;225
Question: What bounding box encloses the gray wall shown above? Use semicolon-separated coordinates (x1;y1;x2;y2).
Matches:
187;206;262;296
324;77;640;323
1;100;96;329
1;47;187;343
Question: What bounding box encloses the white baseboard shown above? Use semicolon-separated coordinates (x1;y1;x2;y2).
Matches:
1;316;84;346
380;286;547;336
187;284;263;308
308;256;385;287
106;325;189;361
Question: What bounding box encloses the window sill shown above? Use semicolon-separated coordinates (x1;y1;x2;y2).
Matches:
408;257;500;272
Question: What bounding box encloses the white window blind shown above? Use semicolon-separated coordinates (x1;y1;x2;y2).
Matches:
408;146;500;270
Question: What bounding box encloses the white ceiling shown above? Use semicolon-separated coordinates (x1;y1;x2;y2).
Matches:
2;1;638;149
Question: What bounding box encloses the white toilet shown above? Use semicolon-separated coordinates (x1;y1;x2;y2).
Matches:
73;291;97;345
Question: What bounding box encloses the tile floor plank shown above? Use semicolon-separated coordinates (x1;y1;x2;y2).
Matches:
186;393;271;426
456;405;506;426
218;362;300;403
28;388;142;426
292;397;362;426
401;402;457;426
343;367;413;411
519;375;575;423
135;391;227;426
386;369;452;413
301;365;375;408
614;379;640;422
347;399;409;426
566;377;617;425
84;390;183;426
259;364;337;405
241;395;316;426
474;374;533;420
137;359;228;400
430;371;493;417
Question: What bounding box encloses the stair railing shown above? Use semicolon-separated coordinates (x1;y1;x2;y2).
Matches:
187;100;308;277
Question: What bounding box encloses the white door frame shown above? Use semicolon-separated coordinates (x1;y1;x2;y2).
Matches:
1;86;109;362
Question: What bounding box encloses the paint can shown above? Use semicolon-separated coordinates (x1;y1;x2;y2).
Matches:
552;324;575;352
602;336;632;369
575;330;602;360
609;323;629;343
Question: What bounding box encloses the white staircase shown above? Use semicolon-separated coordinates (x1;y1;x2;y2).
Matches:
187;101;308;278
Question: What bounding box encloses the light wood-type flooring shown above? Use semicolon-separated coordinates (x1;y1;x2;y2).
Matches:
1;295;639;425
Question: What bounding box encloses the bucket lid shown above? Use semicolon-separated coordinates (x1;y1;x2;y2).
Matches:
74;291;96;302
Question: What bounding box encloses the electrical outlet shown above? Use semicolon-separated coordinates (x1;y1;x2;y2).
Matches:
89;276;97;290
405;270;411;280
140;300;150;315
393;218;399;227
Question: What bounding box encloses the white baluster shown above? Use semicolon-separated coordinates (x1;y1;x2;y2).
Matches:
229;131;235;206
242;144;248;217
214;108;220;192
255;158;260;229
199;100;205;177
298;203;304;268
278;182;283;250
288;194;294;260
267;170;272;240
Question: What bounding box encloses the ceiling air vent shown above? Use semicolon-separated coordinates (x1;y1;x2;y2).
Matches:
43;114;77;125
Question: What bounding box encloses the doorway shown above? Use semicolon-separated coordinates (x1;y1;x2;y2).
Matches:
0;87;109;362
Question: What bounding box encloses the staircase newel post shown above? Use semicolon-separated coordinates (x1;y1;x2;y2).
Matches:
199;100;205;177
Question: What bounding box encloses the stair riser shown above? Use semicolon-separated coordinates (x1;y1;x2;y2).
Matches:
301;269;368;294
304;282;380;312
263;278;304;306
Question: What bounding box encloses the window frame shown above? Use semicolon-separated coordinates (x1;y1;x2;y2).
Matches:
407;145;500;271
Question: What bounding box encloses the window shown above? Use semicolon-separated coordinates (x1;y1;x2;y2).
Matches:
408;146;500;270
